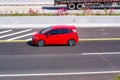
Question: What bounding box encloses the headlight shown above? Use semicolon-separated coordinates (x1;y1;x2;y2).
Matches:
32;36;38;39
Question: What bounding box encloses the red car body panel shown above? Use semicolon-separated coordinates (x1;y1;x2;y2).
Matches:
32;25;79;45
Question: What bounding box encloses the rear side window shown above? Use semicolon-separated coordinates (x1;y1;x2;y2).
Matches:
60;29;72;34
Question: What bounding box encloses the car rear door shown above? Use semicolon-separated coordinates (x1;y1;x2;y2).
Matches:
59;28;72;44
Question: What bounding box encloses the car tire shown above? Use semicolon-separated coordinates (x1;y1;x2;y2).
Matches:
38;40;45;47
68;39;76;46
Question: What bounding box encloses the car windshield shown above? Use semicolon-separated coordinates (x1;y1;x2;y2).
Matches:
39;27;52;34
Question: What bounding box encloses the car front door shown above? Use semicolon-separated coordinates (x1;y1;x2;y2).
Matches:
46;29;61;44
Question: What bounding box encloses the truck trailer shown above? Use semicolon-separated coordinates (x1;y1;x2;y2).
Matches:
54;0;120;10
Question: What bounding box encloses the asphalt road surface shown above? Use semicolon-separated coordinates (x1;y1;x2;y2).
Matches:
0;41;120;80
0;27;120;80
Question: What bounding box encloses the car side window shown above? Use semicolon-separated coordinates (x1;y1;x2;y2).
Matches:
49;29;60;35
60;29;71;34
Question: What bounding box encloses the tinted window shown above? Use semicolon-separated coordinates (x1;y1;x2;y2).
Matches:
49;29;60;35
60;29;71;34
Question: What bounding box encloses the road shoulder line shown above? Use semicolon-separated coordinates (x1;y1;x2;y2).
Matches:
0;38;120;42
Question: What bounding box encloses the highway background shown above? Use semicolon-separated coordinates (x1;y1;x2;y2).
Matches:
0;1;120;79
0;16;120;80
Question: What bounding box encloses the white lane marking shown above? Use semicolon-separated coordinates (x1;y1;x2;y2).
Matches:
6;32;34;41
0;71;120;77
81;52;120;55
0;30;12;34
26;38;32;40
0;29;32;39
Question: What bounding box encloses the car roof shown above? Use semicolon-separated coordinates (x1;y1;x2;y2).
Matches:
51;25;76;29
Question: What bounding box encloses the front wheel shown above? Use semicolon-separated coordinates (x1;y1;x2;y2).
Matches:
67;3;76;10
38;40;45;47
68;39;76;46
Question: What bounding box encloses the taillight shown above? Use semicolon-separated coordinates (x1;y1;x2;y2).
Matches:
72;29;77;33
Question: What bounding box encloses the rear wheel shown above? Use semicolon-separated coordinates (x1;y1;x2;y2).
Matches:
68;39;76;46
76;3;84;10
38;40;45;47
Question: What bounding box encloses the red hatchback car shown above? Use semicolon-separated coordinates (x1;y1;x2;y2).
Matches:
32;25;79;47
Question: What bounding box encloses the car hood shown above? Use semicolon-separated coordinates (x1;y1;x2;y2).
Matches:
33;32;45;37
33;32;39;36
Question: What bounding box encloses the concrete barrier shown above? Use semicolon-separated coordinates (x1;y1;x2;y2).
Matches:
0;6;43;14
0;16;120;28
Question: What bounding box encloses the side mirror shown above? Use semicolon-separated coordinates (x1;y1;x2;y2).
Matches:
45;33;50;38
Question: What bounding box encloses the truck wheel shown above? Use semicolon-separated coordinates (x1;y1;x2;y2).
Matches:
76;3;84;10
68;3;75;10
